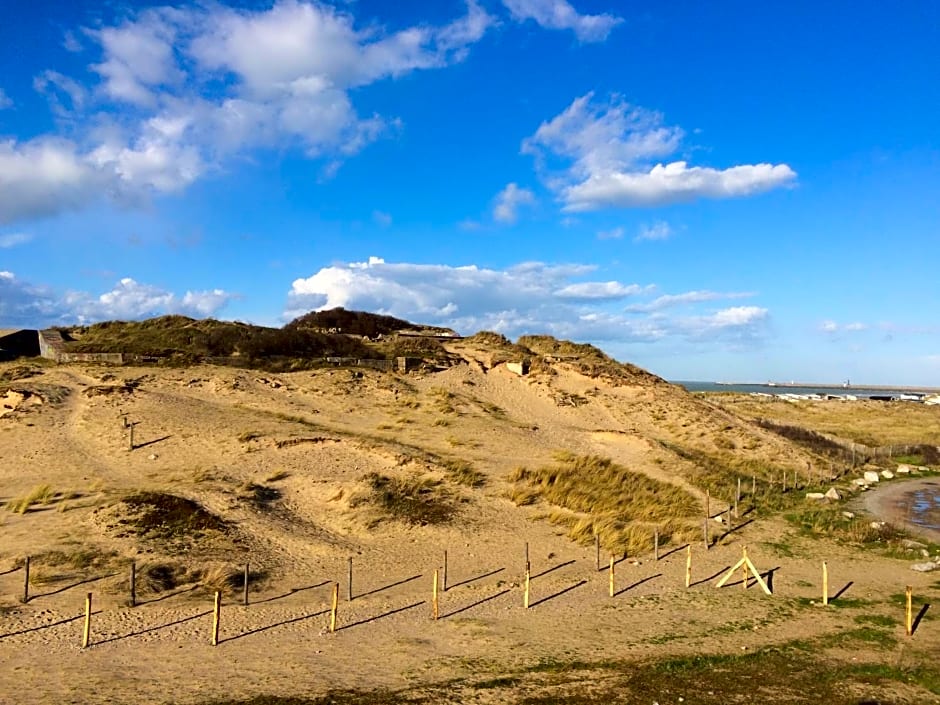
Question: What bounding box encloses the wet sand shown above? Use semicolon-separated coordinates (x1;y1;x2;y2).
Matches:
863;477;940;543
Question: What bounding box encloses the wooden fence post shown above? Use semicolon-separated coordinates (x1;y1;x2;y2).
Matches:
525;542;530;574
347;557;353;601
130;562;136;608
685;546;692;588
128;424;135;451
432;570;439;621
243;563;250;607
736;478;742;518
330;582;339;632
751;475;756;497
822;562;828;606
443;550;448;592
82;593;92;648
211;591;221;646
23;556;30;603
524;568;531;609
906;586;913;637
608;556;615;597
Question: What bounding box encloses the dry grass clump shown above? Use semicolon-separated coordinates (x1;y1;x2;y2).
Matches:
237;481;281;508
508;452;699;552
102;492;228;543
5;485;79;514
442;459;486;488
265;469;290;482
428;387;461;416
350;472;458;526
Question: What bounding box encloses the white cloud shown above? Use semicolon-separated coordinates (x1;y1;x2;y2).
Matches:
372;210;393;226
0;272;233;327
0;232;32;248
565;161;797;210
285;255;768;348
91;8;185;107
635;220;673;242
0;138;105;225
554;281;648;300
493;182;536;223
626;290;754;313
0;1;495;226
33;71;88;116
523;93;796;211
0;88;12;110
821;320;868;334
596;226;623;240
502;0;622;42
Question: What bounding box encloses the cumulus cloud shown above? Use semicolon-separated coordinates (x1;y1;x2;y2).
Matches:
0;1;495;225
523;93;796;211
0;138;105;225
0;272;233;327
493;182;536;223
502;0;622;42
0;232;32;248
635;220;673;242
0;88;12;110
285;256;769;346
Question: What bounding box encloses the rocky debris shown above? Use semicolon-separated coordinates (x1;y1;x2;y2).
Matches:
911;561;939;572
842;511;855;519
896;464;912;474
852;478;868;487
825;487;842;501
902;539;927;549
870;521;886;530
863;470;880;483
805;492;826;500
881;470;895;480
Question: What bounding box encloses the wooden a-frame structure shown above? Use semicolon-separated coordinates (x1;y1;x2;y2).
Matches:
715;545;772;595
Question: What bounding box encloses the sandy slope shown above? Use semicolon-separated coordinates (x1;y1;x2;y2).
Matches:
0;357;938;704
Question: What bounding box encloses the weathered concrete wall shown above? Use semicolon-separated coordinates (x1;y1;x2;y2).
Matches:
506;361;530;376
38;330;66;360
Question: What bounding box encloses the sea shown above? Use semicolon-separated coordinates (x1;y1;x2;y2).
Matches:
674;381;936;399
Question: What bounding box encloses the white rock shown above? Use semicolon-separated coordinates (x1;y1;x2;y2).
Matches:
881;470;894;479
825;487;842;501
870;521;886;529
148;453;158;460
852;478;869;487
911;562;939;572
805;492;826;500
863;471;880;483
842;511;855;519
897;464;912;474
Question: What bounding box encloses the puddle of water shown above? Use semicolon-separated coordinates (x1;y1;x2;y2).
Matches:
900;484;940;531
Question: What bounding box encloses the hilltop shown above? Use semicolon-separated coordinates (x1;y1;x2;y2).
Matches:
0;311;938;704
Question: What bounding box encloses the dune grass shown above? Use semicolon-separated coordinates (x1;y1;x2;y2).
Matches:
508;452;699;553
351;472;457;526
4;484;78;514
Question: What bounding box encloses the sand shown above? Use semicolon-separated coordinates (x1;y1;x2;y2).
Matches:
0;355;938;704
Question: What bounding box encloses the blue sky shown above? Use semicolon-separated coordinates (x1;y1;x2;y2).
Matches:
1;0;938;384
